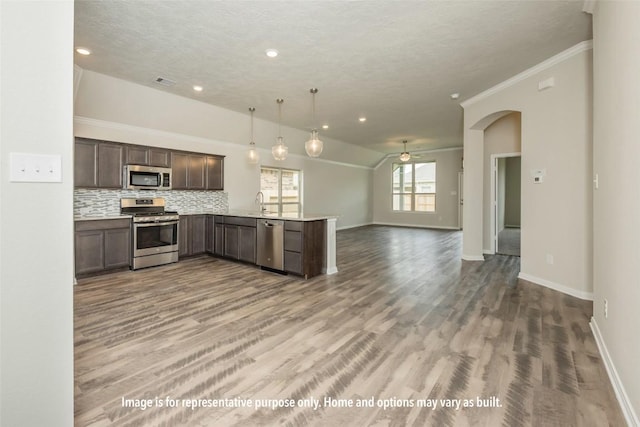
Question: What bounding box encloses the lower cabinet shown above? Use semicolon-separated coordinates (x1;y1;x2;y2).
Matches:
284;220;325;279
75;218;131;276
220;216;256;264
179;214;207;258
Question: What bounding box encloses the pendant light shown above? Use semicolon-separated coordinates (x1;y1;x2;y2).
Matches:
272;98;288;161
305;88;323;158
247;107;259;164
399;140;411;162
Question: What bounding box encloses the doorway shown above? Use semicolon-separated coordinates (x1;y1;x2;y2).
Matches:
492;154;521;256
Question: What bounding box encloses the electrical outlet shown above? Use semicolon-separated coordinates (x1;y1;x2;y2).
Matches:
604;299;608;319
546;254;554;265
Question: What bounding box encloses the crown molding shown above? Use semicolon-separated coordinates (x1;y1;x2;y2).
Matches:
460;40;593;109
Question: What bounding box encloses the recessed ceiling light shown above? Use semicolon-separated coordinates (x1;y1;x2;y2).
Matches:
75;47;91;55
193;85;203;92
322;124;329;129
359;117;367;122
450;92;460;100
265;49;279;58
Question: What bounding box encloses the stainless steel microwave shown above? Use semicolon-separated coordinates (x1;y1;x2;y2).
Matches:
123;165;172;190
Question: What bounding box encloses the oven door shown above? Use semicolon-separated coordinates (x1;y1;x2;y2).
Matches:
133;220;179;257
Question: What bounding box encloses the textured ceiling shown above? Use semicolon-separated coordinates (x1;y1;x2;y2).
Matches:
74;1;592;154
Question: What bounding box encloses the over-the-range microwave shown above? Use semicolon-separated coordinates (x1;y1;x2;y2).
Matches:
123;164;172;190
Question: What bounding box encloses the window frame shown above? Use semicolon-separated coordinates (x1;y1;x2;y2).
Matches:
391;161;437;213
260;166;302;216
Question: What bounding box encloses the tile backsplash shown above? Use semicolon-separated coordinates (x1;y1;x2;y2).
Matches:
74;189;229;217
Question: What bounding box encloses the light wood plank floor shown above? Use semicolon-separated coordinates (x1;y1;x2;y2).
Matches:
75;226;624;426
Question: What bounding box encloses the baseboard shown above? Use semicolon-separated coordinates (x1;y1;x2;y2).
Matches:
462;254;485;261
483;249;495;255
590;318;640;427
372;221;460;231
517;272;593;301
337;222;372;231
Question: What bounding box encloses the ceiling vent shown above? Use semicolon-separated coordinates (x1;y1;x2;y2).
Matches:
154;76;176;87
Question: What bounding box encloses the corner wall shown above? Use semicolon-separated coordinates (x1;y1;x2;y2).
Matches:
462;43;593;299
0;1;74;425
592;1;640;423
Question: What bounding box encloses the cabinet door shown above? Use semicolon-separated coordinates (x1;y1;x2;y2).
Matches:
284;250;303;275
190;215;206;255
224;225;239;259
178;215;190;257
125;145;149;165
104;228;130;269
238;226;256;263
214;223;224;256
205;215;214;253
188;155;206;189
74;139;98;188
149;148;171;167
75;230;104;274
206;155;224;190
171;152;189;190
98;142;125;188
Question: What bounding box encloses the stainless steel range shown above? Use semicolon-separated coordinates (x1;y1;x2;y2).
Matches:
121;198;179;270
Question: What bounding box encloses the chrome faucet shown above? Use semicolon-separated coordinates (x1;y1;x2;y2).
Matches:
255;191;266;214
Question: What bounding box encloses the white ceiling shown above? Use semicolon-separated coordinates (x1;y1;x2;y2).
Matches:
74;1;592;155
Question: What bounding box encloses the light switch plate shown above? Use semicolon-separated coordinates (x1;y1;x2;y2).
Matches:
10;152;62;183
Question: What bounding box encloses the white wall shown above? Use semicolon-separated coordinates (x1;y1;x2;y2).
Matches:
462;43;593;300
592;1;640;423
482;112;521;251
0;1;74;425
372;148;463;229
74;70;375;229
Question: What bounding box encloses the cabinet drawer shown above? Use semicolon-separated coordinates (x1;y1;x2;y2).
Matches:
75;218;131;232
284;221;303;231
225;216;257;227
284;230;302;252
284;250;302;275
214;215;225;224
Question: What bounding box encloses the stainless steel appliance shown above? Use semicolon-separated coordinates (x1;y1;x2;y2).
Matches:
124;164;172;190
121;198;179;270
257;219;284;270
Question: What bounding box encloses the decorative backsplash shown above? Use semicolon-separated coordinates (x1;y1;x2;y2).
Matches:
74;189;229;217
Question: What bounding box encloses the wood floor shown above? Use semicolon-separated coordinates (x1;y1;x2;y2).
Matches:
74;226;624;427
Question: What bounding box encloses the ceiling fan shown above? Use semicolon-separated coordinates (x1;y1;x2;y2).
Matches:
398;140;423;162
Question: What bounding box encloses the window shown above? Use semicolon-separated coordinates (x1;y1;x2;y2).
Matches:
260;167;302;216
392;162;436;212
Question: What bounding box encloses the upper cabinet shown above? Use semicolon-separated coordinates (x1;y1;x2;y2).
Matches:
125;145;171;168
74;137;224;190
74;138;124;189
206;155;224;190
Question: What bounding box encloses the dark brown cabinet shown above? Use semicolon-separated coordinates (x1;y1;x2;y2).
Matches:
179;215;207;258
75;137;223;190
205;215;214;253
206;155;224;190
126;145;172;167
213;216;256;263
284;220;325;279
75;218;131;276
74;139;124;189
74;138;98;187
171;152;207;190
98;142;125;188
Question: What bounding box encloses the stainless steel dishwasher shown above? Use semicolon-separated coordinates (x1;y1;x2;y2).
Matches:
256;219;284;270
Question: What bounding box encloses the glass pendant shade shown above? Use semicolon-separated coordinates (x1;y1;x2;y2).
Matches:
247;107;259;164
247;141;259;164
272;99;288;160
305;129;323;157
272;136;288;161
